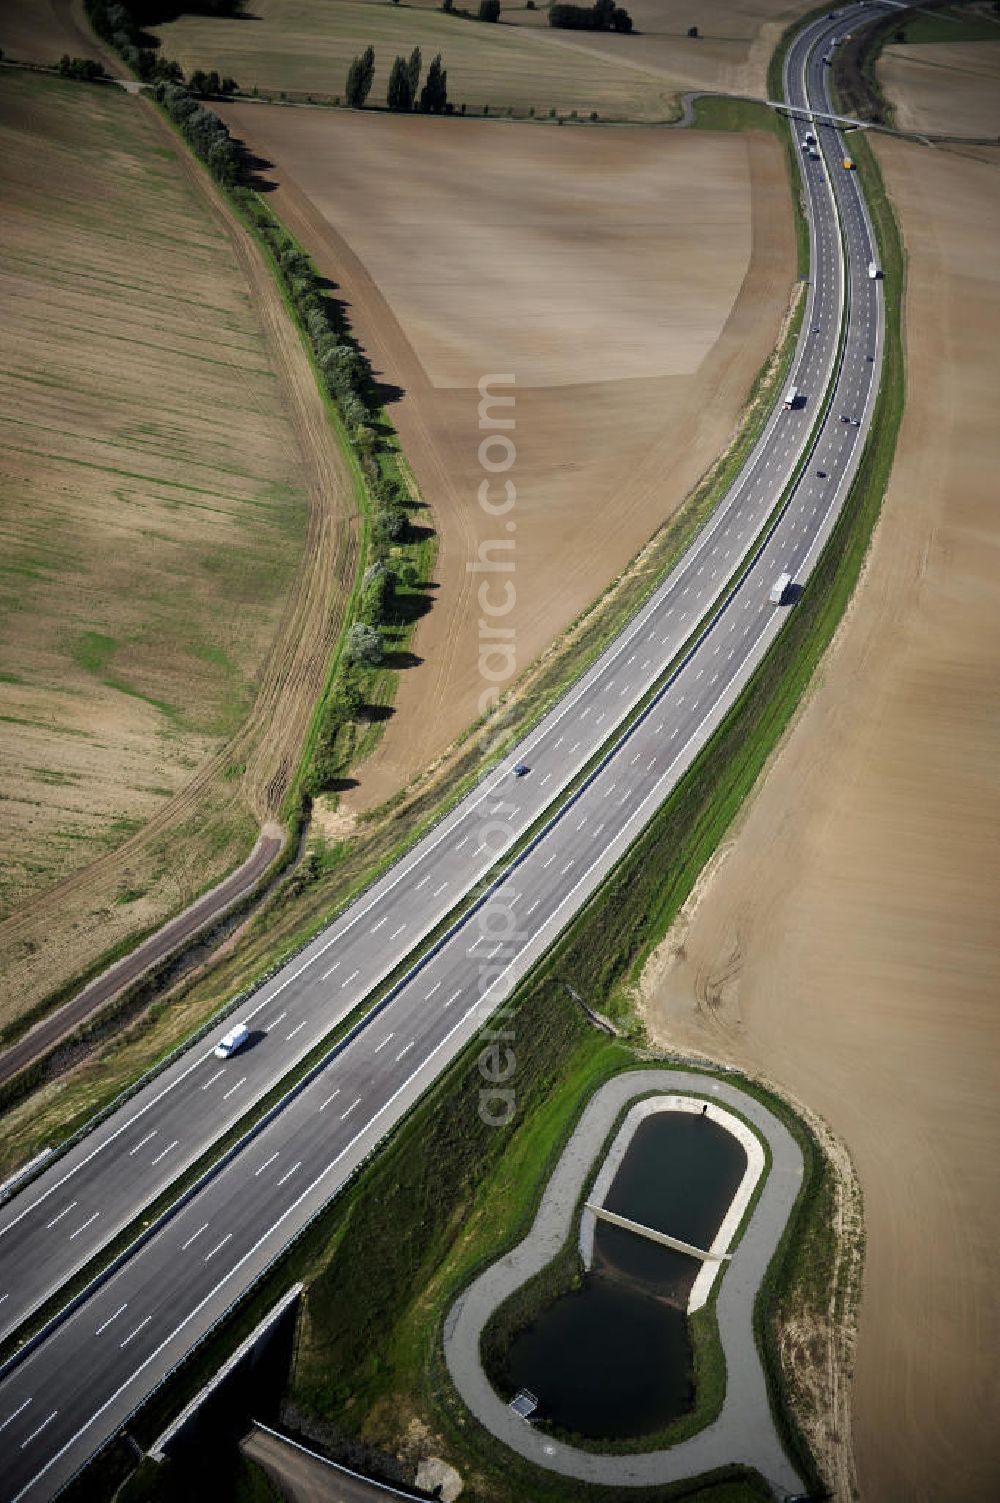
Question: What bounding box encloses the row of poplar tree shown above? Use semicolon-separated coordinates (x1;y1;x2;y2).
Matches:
345;46;450;114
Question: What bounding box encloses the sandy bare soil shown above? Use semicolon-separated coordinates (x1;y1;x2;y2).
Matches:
0;72;357;1026
217;105;795;809
640;137;1000;1500
880;39;1000;137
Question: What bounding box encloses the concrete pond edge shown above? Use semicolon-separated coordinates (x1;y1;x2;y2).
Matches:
442;1068;805;1494
579;1093;766;1314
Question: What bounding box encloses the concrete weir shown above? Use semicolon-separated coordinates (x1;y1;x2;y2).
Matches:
580;1093;765;1312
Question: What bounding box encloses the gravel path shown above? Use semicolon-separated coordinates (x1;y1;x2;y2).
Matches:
443;1069;805;1495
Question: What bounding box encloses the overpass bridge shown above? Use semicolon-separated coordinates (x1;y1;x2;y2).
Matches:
767;99;874;131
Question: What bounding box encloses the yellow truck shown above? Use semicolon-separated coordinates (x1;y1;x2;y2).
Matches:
842;156;854;170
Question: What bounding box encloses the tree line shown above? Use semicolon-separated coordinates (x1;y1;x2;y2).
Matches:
152;79;241;182
85;0;238;90
58;55;106;81
346;44;450;113
549;0;633;31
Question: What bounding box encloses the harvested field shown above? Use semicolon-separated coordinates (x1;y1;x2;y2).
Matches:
880;39;1000;136
216;104;796;808
151;0;822;118
516;0;814;100
0;71;356;1027
153;0;672;119
0;0;105;68
640;138;1000;1500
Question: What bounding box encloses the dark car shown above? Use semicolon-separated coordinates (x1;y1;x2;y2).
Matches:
512;763;530;778
817;468;827;478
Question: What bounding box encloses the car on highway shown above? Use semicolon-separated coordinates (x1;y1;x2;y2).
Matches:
214;1023;250;1060
817;468;827;478
769;571;793;606
512;763;530;778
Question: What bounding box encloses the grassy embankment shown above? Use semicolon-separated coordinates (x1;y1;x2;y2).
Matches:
884;0;1000;45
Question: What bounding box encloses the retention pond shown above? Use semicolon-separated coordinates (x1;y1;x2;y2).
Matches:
504;1105;748;1440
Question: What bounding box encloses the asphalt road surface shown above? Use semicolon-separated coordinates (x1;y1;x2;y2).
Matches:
242;1424;424;1503
0;8;887;1496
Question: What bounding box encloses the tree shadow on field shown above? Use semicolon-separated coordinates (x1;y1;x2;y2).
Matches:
240;147;278;192
233;144;408;413
381;649;423;672
360;704;394;725
403;521;435;547
393;587;435;629
323;774;359;794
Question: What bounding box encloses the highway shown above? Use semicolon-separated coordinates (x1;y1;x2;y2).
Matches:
0;7;886;1496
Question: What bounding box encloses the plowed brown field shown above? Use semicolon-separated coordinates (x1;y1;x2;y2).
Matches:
880;38;1000;137
0;72;356;1027
216;104;796;810
641;138;1000;1500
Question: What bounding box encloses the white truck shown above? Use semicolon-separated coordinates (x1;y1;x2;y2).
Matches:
783;385;799;410
214;1022;250;1060
868;259;879;280
770;572;793;606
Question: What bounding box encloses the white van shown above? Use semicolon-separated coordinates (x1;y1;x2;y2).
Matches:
770;572;793;606
214;1022;250;1060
